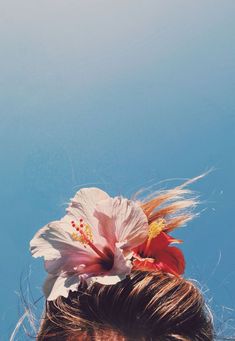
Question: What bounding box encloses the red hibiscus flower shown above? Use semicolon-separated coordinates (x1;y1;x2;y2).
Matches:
132;228;185;276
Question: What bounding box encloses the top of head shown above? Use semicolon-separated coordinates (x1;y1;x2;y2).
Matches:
37;271;214;340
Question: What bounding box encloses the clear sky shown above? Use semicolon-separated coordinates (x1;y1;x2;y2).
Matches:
0;1;235;339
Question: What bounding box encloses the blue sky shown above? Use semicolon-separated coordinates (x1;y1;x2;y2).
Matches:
0;1;235;339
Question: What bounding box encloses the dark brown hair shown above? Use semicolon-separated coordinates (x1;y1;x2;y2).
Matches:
37;271;214;341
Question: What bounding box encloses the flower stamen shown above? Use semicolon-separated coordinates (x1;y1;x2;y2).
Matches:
71;219;109;261
145;218;166;252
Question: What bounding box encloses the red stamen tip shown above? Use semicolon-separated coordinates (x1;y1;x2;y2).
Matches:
76;227;79;231
80;224;84;228
80;218;83;222
71;221;74;224
72;224;76;228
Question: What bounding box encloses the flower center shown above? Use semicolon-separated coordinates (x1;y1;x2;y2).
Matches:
145;218;166;252
148;218;166;239
71;219;94;244
70;219;110;261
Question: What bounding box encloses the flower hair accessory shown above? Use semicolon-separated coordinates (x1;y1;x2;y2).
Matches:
30;177;201;301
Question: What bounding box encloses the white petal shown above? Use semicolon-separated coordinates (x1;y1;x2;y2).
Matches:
93;275;124;285
110;243;132;275
63;187;110;227
94;197;148;251
44;274;80;301
30;222;95;261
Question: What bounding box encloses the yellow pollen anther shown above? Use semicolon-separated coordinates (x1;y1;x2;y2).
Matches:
71;223;94;245
144;218;166;252
148;218;166;240
71;232;80;241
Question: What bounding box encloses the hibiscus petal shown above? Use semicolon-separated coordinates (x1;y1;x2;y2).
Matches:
44;252;99;275
109;243;132;276
137;232;181;258
157;246;185;275
94;197;148;251
133;245;185;276
30;223;76;260
93;275;125;285
63;187;110;227
43;274;80;301
30;222;97;260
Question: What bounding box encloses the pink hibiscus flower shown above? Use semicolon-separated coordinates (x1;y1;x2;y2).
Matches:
30;188;149;300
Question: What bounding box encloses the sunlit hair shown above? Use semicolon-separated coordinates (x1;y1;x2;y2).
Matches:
37;271;214;340
35;174;214;341
137;173;205;228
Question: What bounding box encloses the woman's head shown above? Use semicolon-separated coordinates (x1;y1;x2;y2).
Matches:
38;271;214;340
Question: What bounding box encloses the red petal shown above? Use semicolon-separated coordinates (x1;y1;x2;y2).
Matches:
155;246;185;275
150;232;172;250
132;258;162;272
133;245;185;276
134;232;180;258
